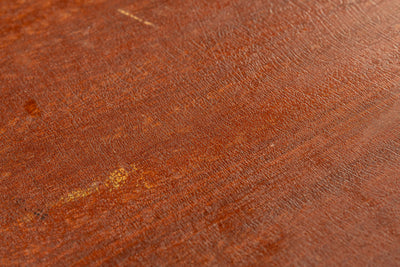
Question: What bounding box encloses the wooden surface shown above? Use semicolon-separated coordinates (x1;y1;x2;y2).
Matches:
1;0;400;265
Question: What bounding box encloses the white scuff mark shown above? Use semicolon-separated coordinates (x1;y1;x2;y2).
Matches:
117;9;155;27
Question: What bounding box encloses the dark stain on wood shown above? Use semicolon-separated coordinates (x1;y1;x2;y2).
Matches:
24;99;41;117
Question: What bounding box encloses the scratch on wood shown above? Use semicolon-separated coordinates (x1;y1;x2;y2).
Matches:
117;9;155;27
16;166;134;225
58;183;100;204
105;167;129;191
135;167;154;189
15;164;156;226
137;176;153;189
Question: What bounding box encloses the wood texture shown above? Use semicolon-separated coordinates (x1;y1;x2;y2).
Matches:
1;0;400;265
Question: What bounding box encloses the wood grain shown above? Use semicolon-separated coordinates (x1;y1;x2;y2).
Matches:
1;0;400;265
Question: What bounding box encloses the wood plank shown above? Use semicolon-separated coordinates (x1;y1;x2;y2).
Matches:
1;0;400;265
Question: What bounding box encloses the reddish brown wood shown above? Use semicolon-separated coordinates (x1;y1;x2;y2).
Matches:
1;0;400;265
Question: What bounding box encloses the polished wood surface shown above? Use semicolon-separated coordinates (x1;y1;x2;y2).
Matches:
1;0;400;265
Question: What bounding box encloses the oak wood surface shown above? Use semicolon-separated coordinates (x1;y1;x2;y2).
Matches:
1;0;400;265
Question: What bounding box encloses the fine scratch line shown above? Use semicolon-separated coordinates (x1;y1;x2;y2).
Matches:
117;9;155;27
14;164;154;226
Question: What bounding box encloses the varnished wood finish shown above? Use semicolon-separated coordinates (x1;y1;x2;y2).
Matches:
1;0;400;265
